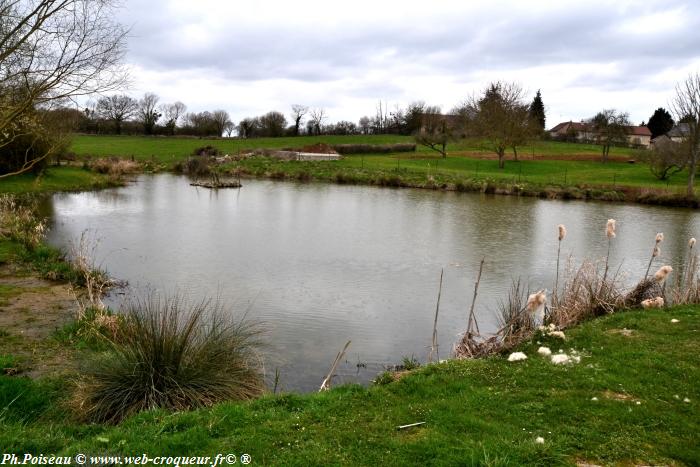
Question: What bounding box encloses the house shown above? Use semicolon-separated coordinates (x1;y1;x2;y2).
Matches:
667;123;691;143
549;121;652;148
651;123;691;147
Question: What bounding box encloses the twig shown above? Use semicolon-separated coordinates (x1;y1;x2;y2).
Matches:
467;258;485;335
428;268;443;363
319;340;351;392
396;422;425;430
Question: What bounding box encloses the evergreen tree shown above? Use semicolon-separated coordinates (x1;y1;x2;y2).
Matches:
647;107;674;138
529;90;546;131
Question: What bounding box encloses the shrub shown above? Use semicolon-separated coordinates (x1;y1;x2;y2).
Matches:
192;145;220;157
331;143;416;154
185;157;211;177
73;294;265;423
0;195;46;250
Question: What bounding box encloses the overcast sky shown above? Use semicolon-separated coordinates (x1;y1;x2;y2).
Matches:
115;0;700;128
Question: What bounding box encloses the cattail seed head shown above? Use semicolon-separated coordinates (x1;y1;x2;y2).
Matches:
558;224;566;241
606;219;616;239
655;233;664;243
690;238;696;249
653;265;673;283
641;297;665;309
526;291;547;312
652;246;660;257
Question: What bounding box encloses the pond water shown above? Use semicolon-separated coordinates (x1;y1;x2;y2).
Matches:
45;174;700;392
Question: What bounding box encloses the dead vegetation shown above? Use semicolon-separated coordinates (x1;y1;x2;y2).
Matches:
452;223;699;361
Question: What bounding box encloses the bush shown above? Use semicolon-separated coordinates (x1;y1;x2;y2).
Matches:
331;143;416;155
192;145;220;157
74;294;265;423
0;195;46;250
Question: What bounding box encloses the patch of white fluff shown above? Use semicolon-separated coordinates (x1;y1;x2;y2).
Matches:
671;319;680;323
551;354;569;365
591;397;599;401
537;346;552;356
535;436;545;444
684;398;691;403
507;352;527;362
548;330;566;339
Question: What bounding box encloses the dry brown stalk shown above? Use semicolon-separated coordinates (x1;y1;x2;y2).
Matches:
428;268;443;363
319;340;351;392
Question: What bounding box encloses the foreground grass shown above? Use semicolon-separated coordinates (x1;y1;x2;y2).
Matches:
1;306;697;465
0;166;111;194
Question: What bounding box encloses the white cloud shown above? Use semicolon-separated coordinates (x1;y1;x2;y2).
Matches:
111;0;700;126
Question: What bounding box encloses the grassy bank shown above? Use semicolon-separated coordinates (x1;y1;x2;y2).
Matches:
70;134;696;206
1;305;697;465
0;166;112;194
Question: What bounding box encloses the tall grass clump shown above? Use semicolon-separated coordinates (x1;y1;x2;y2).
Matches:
74;294;265;424
0;194;46;250
496;279;534;349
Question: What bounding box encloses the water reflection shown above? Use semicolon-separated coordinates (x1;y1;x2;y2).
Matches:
46;174;700;392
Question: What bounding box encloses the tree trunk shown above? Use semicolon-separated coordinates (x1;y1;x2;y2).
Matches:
498;149;505;169
688;148;698;197
512;146;518;161
442;142;446;158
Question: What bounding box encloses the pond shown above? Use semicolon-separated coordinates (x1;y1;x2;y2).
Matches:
45;174;700;392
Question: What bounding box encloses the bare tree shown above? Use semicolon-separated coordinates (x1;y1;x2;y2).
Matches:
96;94;137;135
414;105;452;158
589;109;630;163
645;137;687;181
290;105;308;136
671;72;700;196
223;120;235;137
211;110;232;137
358;116;371;135
309;108;326;136
159;101;187;136
459;82;531;169
0;0;128;177
138;93;160;135
259;111;287;137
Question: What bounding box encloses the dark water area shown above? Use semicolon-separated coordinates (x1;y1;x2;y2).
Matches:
45;174;700;392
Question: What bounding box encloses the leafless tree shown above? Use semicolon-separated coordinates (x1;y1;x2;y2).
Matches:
358;116;371;135
0;0;128;177
138;92;160;135
96;94;137;135
223;120;235;138
159;101;187;135
589;109;630;163
309;108;326;136
290;104;308;136
211;110;232;137
259;111;287;137
645;137;687;181
671;72;700;196
458;82;532;169
414;105;452;158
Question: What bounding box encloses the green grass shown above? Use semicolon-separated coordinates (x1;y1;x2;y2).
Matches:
0;166;111;194
69;134;691;195
71;134;634;162
71;134;415;162
0;306;697;465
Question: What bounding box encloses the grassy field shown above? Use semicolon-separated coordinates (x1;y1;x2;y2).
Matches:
71;134;636;162
0;305;697;465
68;134;691;196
